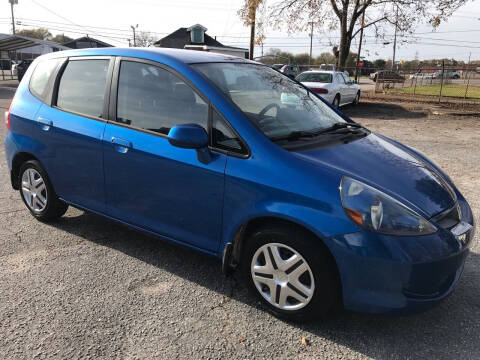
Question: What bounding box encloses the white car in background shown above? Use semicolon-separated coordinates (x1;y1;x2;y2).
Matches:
296;70;361;108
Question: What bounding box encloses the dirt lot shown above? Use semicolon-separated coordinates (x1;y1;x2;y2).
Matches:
0;82;479;359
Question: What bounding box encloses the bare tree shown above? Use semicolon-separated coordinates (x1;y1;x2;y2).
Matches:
268;0;469;70
135;31;158;47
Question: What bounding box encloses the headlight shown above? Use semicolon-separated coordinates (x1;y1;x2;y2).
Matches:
340;177;437;235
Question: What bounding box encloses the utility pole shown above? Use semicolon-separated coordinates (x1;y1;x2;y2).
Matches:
308;21;314;67
130;24;138;47
9;0;18;35
392;5;398;70
354;9;365;82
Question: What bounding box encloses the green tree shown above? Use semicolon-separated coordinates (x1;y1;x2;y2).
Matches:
314;52;336;65
373;59;386;69
293;53;311;65
16;27;52;40
51;33;73;44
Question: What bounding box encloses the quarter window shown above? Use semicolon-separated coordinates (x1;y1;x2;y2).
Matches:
116;61;208;135
211;109;244;153
30;58;59;101
56;59;109;118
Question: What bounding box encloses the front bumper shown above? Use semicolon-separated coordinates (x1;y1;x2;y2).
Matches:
328;196;475;315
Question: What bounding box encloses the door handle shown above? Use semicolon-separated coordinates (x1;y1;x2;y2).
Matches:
37;116;53;131
111;136;132;153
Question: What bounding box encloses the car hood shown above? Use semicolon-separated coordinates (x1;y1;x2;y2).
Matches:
293;133;455;217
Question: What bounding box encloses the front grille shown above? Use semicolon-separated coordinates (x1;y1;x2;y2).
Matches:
431;204;461;230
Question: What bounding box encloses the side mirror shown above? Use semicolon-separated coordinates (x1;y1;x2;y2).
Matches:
168;124;211;164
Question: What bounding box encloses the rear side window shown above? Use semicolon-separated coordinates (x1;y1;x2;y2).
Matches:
30;58;59;101
116;61;207;135
56;59;109;118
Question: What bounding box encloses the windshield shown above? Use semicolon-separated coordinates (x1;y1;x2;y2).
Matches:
296;72;332;83
193;63;345;139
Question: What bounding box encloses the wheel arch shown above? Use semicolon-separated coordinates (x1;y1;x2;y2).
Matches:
223;216;341;288
11;152;42;190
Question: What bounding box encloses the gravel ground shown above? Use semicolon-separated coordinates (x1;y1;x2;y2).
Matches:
0;82;479;359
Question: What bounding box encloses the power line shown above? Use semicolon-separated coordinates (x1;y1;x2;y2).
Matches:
10;22;129;42
14;17;134;33
7;16;480;41
29;0;107;40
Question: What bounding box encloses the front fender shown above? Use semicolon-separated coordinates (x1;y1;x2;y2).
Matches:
219;198;359;258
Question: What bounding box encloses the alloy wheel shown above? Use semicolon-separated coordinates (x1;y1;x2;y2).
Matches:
21;168;47;213
251;243;315;311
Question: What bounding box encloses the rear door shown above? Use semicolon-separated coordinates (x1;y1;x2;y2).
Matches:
103;58;227;252
34;57;113;212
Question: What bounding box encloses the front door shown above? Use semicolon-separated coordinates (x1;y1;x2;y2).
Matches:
335;73;350;104
103;59;226;252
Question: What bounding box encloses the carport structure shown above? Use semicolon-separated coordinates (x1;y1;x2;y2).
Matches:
0;34;69;80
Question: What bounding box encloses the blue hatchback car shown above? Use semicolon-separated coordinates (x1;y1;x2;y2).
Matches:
4;48;475;320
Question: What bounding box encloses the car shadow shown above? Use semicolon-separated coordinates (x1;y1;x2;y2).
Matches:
52;210;479;359
342;101;429;120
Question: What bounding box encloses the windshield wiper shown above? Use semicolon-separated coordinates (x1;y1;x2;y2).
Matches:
270;123;364;142
270;129;322;142
316;122;363;134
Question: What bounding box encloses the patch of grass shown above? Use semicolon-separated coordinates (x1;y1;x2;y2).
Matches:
386;84;480;99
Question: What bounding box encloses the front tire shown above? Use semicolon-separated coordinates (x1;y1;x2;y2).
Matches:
19;160;68;221
332;94;340;108
242;223;340;321
353;91;360;105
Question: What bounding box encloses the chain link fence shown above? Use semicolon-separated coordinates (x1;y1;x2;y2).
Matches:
304;63;480;105
372;64;479;105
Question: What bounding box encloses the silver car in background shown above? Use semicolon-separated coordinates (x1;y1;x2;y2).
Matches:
296;70;361;108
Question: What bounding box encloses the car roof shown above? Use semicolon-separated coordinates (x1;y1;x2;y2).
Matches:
39;47;257;65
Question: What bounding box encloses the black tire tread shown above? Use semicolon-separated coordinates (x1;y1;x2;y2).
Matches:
18;160;68;221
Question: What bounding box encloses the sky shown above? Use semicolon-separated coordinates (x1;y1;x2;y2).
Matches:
1;0;479;62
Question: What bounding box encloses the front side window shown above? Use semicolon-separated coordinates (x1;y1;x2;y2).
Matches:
30;58;60;101
193;63;345;140
56;59;109;118
336;73;346;84
116;61;207;135
212;109;245;153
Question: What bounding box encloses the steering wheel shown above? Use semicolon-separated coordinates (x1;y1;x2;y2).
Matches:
258;103;280;119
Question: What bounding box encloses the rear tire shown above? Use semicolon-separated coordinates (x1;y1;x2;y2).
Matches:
19;160;68;221
242;223;340;321
333;94;341;108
